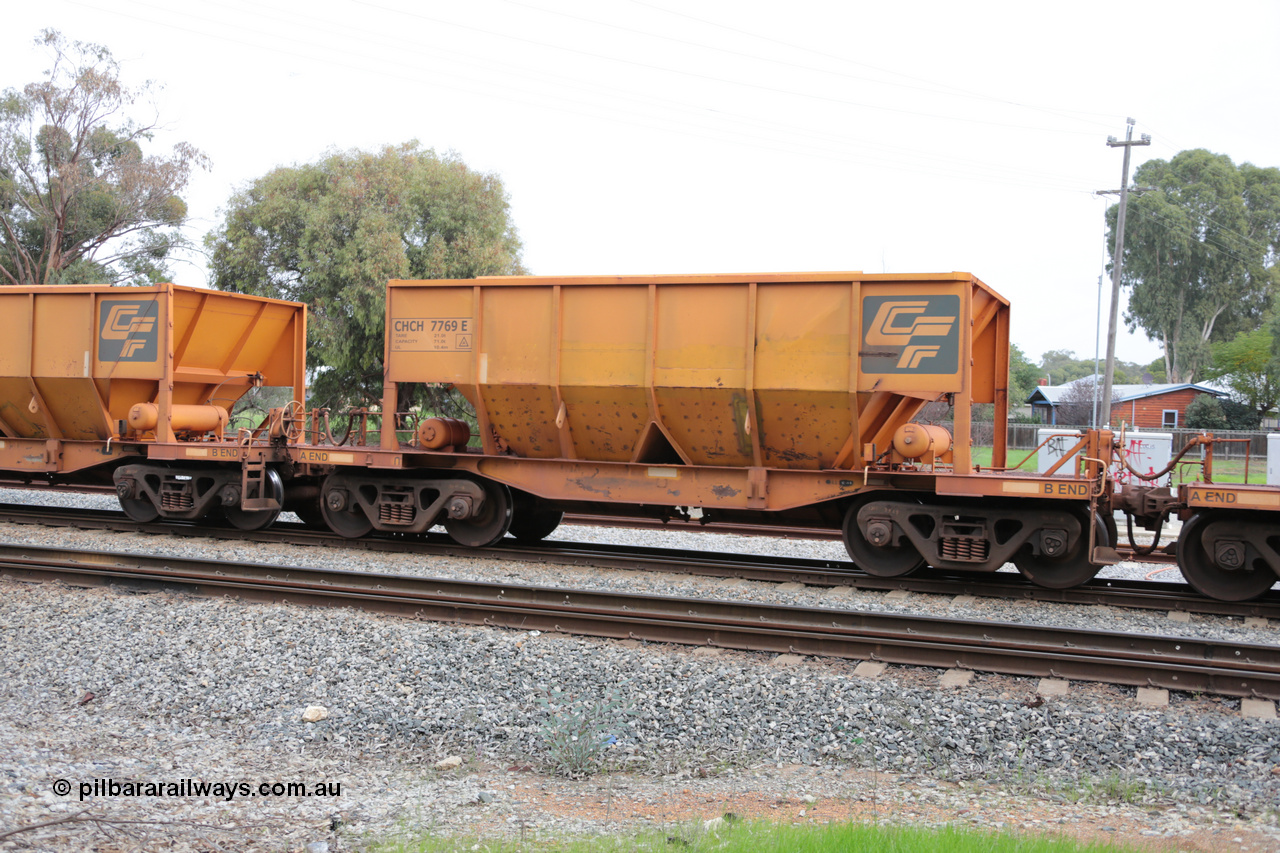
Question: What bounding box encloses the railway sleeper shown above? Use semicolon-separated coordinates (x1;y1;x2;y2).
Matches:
852;499;1086;574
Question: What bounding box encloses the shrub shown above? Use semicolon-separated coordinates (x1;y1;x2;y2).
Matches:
537;688;635;779
1185;395;1228;430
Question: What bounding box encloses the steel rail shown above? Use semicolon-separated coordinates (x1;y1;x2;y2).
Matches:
0;481;119;495
0;503;1276;619
562;514;1181;565
1;543;1276;700
0;490;1174;562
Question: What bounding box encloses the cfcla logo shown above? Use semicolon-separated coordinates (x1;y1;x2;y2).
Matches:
98;300;159;362
866;300;956;369
898;344;941;369
102;305;156;358
865;301;955;342
861;294;961;374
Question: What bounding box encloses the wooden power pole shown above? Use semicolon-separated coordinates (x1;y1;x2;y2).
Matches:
1099;118;1151;427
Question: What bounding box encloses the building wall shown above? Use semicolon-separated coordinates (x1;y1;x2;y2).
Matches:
1109;389;1212;429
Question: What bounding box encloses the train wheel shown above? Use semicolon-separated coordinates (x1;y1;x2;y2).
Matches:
1103;511;1119;551
1177;513;1278;602
509;509;563;542
292;502;326;529
508;492;564;542
1013;512;1105;589
841;498;924;577
223;469;284;531
119;495;160;523
320;478;374;539
445;482;513;548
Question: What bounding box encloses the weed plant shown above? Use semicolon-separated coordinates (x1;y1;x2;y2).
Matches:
372;819;1148;852
537;688;635;779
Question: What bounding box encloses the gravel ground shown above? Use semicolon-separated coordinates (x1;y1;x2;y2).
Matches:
0;488;1278;852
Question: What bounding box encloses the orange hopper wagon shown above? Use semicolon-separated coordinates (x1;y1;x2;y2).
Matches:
305;273;1081;576
0;283;306;527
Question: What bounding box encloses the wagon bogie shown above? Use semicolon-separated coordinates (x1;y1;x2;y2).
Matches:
113;464;237;520
318;472;513;546
840;493;1105;588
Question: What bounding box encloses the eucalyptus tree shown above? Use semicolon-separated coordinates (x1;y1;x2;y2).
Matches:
1107;150;1280;383
0;29;207;285
207;142;524;407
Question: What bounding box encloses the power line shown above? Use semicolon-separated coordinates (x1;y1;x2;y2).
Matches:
350;0;1118;138
621;0;1126;130
61;0;1107;194
1122;205;1266;269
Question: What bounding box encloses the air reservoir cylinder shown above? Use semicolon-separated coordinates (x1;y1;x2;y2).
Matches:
127;403;230;436
892;423;953;460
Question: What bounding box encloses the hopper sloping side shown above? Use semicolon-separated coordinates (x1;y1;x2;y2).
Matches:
0;284;305;442
167;287;306;412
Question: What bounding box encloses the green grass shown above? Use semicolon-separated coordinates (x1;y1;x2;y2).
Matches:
1194;456;1268;484
970;446;1267;484
972;446;1000;470
370;821;1147;853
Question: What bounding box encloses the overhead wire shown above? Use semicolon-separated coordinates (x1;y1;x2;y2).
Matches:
78;0;1277;224
502;0;1125;131
50;0;1255;199
620;0;1128;131
63;0;1105;193
1121;205;1263;270
351;0;1113;138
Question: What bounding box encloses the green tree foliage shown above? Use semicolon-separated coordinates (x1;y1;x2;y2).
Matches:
1203;323;1280;422
1184;394;1259;431
1038;348;1089;386
0;30;207;285
1221;398;1261;430
1032;349;1144;389
207;142;525;407
1007;344;1041;406
1184;394;1228;431
1109;149;1280;383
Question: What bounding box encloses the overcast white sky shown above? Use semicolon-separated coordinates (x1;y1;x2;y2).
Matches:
4;0;1278;369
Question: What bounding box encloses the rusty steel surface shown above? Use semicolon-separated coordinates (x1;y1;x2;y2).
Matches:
1184;483;1280;511
0;501;1276;620
2;542;1277;700
563;512;846;540
382;272;1010;486
474;455;870;514
0;283;306;470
